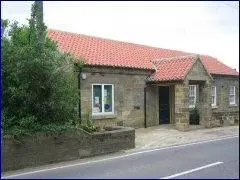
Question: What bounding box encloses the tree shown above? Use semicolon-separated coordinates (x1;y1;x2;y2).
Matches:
2;2;82;137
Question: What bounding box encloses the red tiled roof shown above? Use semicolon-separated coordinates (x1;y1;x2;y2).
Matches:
48;29;239;78
148;56;196;82
201;56;239;76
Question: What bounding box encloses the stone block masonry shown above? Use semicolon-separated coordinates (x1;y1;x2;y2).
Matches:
80;66;238;131
3;126;135;172
175;83;190;131
211;75;239;126
80;66;153;128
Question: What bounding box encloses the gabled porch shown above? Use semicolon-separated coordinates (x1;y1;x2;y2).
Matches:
145;55;214;131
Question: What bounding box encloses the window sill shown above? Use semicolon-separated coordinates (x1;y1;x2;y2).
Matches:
229;104;238;107
189;106;195;109
92;114;117;120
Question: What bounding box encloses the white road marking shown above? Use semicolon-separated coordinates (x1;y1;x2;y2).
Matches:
3;135;238;179
161;161;224;179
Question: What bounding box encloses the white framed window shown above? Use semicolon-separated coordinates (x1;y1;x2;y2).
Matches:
189;85;197;108
229;86;236;105
92;84;114;115
211;86;217;107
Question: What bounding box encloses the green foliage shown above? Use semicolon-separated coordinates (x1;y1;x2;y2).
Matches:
189;107;200;125
81;124;97;133
2;19;9;27
74;61;85;71
79;111;97;133
2;2;82;137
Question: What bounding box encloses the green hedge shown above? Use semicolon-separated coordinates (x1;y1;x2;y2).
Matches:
2;3;84;138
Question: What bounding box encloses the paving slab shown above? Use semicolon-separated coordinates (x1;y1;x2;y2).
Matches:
126;125;239;153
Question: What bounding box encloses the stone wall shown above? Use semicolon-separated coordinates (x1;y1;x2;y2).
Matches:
185;59;212;82
212;111;239;126
91;127;135;155
211;75;239;125
174;83;190;131
79;65;238;130
3;127;135;172
198;82;213;127
212;75;239;110
145;85;159;127
80;66;152;128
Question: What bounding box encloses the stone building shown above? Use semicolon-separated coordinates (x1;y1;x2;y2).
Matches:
48;29;239;131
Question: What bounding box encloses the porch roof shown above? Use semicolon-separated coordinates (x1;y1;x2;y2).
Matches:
147;55;198;82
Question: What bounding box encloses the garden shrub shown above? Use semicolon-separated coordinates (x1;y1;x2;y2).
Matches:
2;2;84;137
189;107;200;125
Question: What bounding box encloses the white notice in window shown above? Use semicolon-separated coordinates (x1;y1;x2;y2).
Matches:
94;97;99;104
104;89;107;97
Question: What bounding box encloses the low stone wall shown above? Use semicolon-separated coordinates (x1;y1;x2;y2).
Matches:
3;126;135;172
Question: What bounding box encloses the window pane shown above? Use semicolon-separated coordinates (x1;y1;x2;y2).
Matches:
189;85;196;108
211;86;216;106
229;86;235;95
189;86;192;96
93;85;102;113
229;95;235;104
212;96;214;105
189;97;195;106
104;85;112;112
212;87;215;96
189;85;195;97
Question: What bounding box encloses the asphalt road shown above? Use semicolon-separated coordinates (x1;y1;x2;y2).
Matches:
4;136;239;179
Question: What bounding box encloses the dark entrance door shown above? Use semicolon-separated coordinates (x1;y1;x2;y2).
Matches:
159;86;170;124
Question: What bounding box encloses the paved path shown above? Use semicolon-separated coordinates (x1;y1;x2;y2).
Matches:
129;125;239;152
4;136;239;179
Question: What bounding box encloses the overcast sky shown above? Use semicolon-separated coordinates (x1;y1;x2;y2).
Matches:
1;1;239;71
